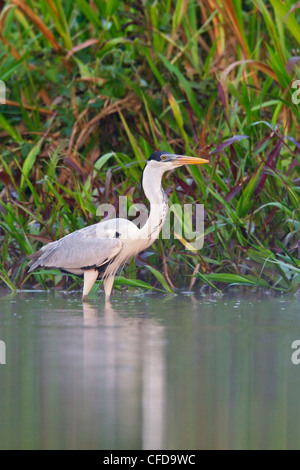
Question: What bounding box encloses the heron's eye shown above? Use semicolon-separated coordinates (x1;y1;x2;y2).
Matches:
161;155;167;160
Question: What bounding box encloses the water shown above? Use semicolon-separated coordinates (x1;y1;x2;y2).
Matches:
0;289;299;450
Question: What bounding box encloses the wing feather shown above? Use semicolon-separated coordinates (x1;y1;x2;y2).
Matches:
28;223;122;272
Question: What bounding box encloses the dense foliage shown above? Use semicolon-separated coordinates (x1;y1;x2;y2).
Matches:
0;0;299;294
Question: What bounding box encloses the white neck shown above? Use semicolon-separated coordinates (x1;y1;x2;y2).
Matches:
140;162;169;242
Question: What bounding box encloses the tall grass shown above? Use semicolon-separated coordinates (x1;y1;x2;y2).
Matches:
0;0;299;294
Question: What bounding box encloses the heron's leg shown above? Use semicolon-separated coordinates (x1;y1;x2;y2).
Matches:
104;275;115;303
82;269;98;302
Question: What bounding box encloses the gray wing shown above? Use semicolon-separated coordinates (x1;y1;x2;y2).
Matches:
28;223;122;272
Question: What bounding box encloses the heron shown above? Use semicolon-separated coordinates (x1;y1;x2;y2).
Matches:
28;151;208;302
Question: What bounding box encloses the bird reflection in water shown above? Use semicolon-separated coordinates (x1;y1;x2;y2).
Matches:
82;300;166;449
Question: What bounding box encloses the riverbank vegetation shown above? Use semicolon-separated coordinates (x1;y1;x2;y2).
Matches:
0;0;299;295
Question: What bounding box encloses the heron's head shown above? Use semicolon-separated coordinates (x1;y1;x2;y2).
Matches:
147;151;209;171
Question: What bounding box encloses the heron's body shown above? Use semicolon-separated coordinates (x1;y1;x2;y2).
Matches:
28;152;208;301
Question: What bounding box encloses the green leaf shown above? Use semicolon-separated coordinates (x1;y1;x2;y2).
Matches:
20;139;43;188
145;265;174;293
73;0;101;27
203;273;270;287
0;112;22;142
113;276;154;290
94;152;116;171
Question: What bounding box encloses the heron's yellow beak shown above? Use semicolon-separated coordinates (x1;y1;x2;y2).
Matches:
172;155;209;166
